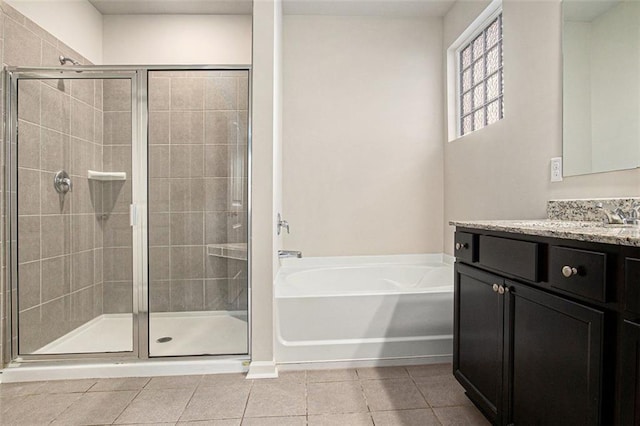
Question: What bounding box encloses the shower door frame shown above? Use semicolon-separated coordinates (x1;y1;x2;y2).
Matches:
4;65;252;364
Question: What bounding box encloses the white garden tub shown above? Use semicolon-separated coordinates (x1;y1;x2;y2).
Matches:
275;254;454;364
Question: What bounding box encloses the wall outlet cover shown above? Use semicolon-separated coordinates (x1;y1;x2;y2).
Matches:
550;157;563;182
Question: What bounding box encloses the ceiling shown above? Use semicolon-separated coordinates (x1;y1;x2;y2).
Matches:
88;0;456;17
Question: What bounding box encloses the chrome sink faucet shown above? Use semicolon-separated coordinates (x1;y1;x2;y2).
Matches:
596;201;640;225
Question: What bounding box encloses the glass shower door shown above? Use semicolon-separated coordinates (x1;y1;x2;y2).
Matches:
147;70;249;357
11;72;138;356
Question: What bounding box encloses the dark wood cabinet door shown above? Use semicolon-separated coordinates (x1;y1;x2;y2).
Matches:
620;320;640;425
454;263;504;423
505;281;604;426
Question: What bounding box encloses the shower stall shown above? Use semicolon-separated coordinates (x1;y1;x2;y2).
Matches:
4;66;250;364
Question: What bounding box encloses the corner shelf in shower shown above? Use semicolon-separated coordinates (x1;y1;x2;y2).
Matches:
207;243;247;261
87;170;127;181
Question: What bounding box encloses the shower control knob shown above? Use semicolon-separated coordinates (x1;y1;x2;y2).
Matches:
492;284;499;293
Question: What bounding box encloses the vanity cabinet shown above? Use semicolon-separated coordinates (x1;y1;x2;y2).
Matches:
455;262;603;425
453;229;632;425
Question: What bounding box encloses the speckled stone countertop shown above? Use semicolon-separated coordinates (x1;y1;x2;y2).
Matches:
450;198;640;247
449;219;640;247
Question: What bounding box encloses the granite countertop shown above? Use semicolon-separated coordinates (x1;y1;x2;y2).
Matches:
449;219;640;247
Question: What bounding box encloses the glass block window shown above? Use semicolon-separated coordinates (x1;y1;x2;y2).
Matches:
459;13;503;136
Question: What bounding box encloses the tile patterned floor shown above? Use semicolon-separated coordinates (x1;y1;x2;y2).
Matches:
0;363;489;425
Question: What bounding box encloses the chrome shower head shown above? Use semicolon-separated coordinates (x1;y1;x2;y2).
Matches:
59;55;80;66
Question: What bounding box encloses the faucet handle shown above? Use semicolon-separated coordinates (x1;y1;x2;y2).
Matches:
277;213;290;235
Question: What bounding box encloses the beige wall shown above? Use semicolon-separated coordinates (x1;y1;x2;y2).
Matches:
5;0;103;63
282;15;444;257
443;0;640;255
103;15;252;65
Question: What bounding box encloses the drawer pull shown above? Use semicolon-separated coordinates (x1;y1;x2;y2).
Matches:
455;242;468;250
492;284;499;293
562;265;578;278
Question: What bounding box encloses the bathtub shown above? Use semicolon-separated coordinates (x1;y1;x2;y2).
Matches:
275;254;454;365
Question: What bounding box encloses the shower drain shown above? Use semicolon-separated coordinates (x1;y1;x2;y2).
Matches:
156;337;173;343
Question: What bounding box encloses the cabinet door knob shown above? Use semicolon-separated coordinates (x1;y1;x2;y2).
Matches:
492;283;499;292
561;265;578;278
498;285;505;295
455;242;468;250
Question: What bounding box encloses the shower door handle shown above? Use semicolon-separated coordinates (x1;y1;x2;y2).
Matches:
130;204;137;227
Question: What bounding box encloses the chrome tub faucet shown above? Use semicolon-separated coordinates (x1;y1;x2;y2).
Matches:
278;250;302;259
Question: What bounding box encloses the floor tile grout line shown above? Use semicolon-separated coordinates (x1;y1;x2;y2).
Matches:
111;387;145;425
173;383;200;424
238;373;255;423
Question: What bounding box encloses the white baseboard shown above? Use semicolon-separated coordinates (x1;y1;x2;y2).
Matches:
246;360;278;379
277;354;452;372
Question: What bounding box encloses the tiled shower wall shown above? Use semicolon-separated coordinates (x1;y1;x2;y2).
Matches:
148;71;248;313
0;1;103;362
101;80;133;314
16;76;105;354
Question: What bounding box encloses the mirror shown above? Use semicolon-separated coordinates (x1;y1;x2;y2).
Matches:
562;0;640;176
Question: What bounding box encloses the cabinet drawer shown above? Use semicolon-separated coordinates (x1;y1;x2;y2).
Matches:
479;235;540;282
625;258;640;315
549;246;606;302
454;232;477;263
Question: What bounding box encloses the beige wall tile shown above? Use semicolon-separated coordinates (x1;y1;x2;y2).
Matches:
41;128;70;173
103;111;132;145
171;78;204;110
18;261;40;311
103;79;132;112
149;77;171;111
170;111;204;144
70;98;95;142
40;215;70;258
204;111;236;144
103;145;132;177
149;111;171;145
169;178;205;212
170;246;204;280
17;80;41;125
149;145;170;178
70;79;95;107
17;120;40;170
41;255;70;303
170;212;204;246
149;280;170;312
71;214;95;253
149;246;170;282
149;213;171;246
41;84;70;134
17;216;41;263
103;247;133;282
4;16;41;66
103;281;133;314
170;280;204;311
18;168;40;215
170;145;204;178
204;145;230;177
149;178;171;213
205;78;238;110
204;178;229;211
71;250;94;291
102;213;132;248
204;279;229;311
